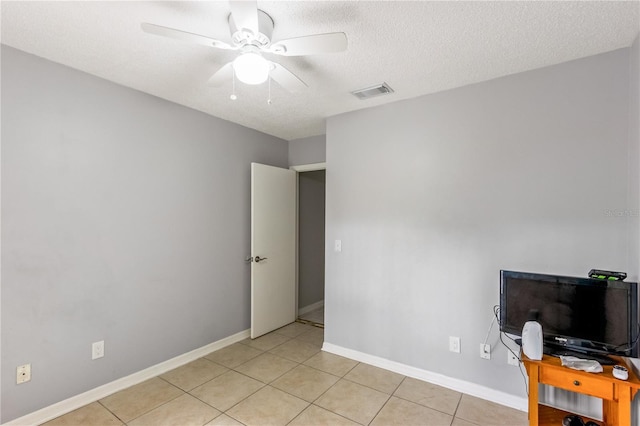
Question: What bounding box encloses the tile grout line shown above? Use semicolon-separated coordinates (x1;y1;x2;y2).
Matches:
339;374;402;397
273;356;362;421
186;376;265;422
97;399;127;425
194;374;266;421
284;403;357;426
389;377;464;421
303;378;358;423
389;392;462;421
356;368;406;426
121;378;185;425
186;361;252;412
451;393;464;425
366;392;393;426
389;373;406;394
307;368;351;404
48;378;187;426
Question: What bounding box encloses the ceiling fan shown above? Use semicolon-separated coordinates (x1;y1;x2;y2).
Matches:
141;0;348;92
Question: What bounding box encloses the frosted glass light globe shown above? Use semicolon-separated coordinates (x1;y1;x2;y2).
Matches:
233;53;270;85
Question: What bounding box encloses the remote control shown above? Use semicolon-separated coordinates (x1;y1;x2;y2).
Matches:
613;365;628;380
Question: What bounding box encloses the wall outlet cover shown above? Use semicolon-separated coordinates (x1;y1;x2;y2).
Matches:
507;351;520;366
92;340;105;360
17;364;31;384
480;343;491;360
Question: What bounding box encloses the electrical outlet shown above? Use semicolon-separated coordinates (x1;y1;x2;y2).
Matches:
449;336;461;353
507;351;520;366
92;341;104;360
480;343;491;360
17;364;31;384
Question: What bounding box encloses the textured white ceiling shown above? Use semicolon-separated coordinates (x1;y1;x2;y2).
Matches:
2;1;639;141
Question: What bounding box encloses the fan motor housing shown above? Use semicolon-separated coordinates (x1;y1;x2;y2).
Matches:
228;9;274;48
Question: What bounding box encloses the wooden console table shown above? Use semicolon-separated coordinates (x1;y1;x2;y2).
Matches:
523;355;640;426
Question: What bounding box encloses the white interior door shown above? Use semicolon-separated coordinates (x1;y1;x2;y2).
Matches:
251;163;297;338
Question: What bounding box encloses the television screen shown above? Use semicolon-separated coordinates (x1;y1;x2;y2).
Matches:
500;270;638;358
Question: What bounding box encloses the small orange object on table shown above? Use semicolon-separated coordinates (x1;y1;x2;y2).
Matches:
522;354;640;426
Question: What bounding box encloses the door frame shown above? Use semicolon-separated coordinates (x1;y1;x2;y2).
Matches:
289;162;326;318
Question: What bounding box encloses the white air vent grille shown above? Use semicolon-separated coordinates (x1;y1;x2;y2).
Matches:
351;82;394;100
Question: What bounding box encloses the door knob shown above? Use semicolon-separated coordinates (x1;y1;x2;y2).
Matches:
254;256;268;263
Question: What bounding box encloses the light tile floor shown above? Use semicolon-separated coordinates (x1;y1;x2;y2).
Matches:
42;323;527;426
298;306;324;325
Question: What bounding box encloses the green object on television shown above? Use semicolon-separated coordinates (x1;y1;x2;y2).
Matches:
587;269;627;281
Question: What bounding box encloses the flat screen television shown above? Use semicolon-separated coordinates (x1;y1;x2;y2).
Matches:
500;270;639;361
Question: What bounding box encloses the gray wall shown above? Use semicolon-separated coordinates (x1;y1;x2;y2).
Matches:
629;35;640;425
629;34;640;282
1;45;288;423
288;135;326;166
325;45;636;405
298;170;326;309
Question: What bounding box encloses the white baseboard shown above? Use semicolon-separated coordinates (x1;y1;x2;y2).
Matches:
4;329;250;426
298;300;324;316
322;342;528;413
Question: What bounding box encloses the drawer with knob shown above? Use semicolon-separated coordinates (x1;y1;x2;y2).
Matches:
540;368;613;400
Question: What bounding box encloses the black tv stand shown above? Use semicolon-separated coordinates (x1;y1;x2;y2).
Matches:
543;346;616;365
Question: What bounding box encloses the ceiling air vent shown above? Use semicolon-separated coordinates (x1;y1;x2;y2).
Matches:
351;82;394;100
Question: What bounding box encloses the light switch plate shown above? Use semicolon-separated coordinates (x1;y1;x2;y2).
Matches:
449;336;460;353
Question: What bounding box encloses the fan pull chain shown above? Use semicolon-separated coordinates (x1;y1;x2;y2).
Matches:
230;70;237;101
267;77;272;105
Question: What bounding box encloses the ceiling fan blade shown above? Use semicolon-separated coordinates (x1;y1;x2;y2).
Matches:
269;32;348;56
269;62;307;92
141;23;235;50
207;62;234;86
229;0;259;34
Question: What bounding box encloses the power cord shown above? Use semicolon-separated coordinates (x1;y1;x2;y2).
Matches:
493;305;529;396
483;309;496;346
613;323;640;353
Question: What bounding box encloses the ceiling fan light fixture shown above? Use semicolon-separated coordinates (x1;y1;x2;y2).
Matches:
142;1;348;92
233;52;270;85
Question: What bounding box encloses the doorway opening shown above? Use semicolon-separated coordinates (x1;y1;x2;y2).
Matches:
292;163;326;326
